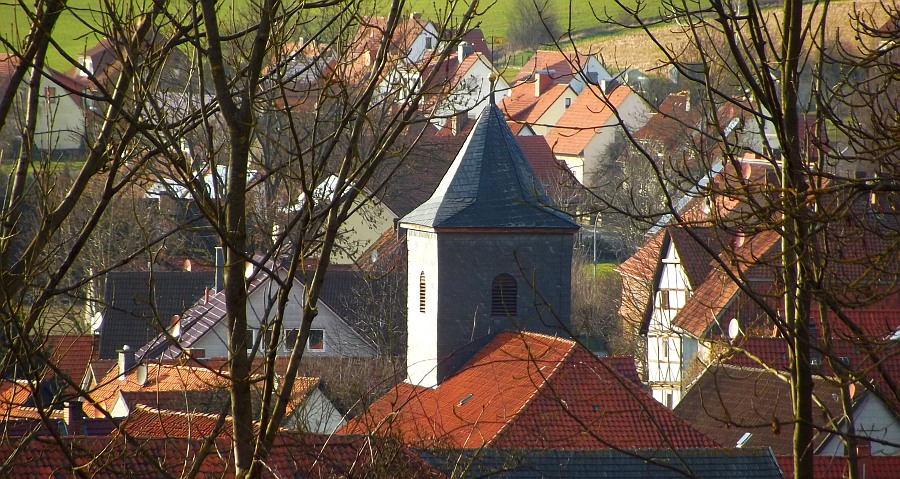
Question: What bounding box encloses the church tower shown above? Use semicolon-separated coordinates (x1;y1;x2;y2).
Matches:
400;104;580;388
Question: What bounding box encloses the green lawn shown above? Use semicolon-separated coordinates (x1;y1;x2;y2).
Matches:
0;0;662;71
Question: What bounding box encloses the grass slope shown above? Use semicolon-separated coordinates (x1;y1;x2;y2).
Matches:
0;0;653;70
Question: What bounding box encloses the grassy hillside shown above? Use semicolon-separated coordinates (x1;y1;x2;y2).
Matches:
0;0;651;71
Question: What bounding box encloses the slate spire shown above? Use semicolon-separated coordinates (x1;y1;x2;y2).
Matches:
401;105;578;229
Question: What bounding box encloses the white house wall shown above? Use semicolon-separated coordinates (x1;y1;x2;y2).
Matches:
818;394;900;456
192;278;376;359
406;228;439;388
291;387;346;434
530;87;578;136
581;91;651;187
406;22;438;64
569;56;612;94
647;240;691;407
34;76;84;152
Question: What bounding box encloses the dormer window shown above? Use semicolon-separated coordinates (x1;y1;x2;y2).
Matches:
491;274;517;316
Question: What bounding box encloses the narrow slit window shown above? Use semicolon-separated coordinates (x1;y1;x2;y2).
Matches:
419;272;426;313
491;274;517;316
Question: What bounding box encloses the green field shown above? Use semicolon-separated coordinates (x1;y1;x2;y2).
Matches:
0;0;661;71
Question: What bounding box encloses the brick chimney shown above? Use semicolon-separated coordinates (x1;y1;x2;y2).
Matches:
535;72;545;97
64;400;84;436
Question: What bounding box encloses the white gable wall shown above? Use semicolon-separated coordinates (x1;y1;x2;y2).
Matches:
818;393;900;456
192;277;376;359
287;387;346;434
569;56;613;94
648;240;691;407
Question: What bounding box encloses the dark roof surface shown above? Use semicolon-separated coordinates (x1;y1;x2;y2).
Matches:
419;447;784;479
401;105;578;230
99;271;215;359
674;364;841;455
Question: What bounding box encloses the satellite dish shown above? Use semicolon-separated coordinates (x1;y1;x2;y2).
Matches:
136;363;148;386
727;318;741;341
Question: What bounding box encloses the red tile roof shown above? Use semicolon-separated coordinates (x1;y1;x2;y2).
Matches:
500;81;572;131
86;359;322;421
672;229;781;336
122;404;237;439
45;333;99;387
513;50;592;85
545;84;634;156
343;331;716;450
675;364;842;454
777;454;900;479
86;362;229;417
0;432;443;478
515;135;574;188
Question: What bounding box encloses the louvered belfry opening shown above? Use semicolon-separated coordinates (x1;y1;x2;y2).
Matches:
491;274;517;316
419;272;426;313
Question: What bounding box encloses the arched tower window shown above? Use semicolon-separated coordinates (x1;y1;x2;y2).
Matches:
491;274;517;316
419;272;426;313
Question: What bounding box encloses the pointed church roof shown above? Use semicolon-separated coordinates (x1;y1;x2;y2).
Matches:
401;104;578;230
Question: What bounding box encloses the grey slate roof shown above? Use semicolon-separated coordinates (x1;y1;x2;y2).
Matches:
401;104;578;229
98;271;215;360
418;448;784;479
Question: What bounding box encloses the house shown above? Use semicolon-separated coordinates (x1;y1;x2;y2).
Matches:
85;351;344;434
545;84;651;185
379;43;510;128
620;152;900;408
399;103;579;387
500;78;578;135
674;363;844;453
513;50;613;95
97;270;215;359
351;13;440;66
137;261;377;360
0;54;86;156
343;331;717;450
419;447;785;479
0;333;99;420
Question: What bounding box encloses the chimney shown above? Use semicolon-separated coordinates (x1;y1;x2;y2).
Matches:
685;91;691;112
857;439;871;457
599;79;608;94
215;246;224;292
63;400;84;436
536;70;553;97
457;41;472;60
118;345;135;380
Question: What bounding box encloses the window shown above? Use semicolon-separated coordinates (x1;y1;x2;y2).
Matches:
491;274;517;316
659;289;671;310
564;97;572;108
425;36;434;49
246;328;256;352
44;86;57;103
284;329;300;351
419;272;426;313
308;329;325;351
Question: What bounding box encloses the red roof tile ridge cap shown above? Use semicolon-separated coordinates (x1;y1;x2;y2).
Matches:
486;334;578;446
131;403;229;422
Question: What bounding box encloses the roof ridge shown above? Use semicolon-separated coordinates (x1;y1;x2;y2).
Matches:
486;334;578;445
131;403;227;421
